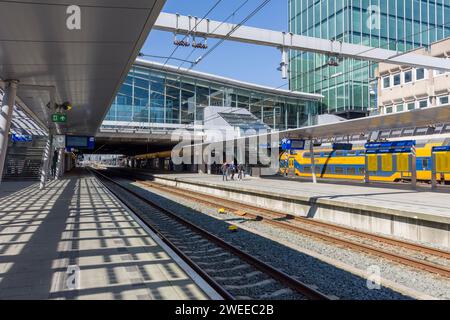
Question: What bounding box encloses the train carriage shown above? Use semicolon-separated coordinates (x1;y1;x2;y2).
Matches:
280;136;450;183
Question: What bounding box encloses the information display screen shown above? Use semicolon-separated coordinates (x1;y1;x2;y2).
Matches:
66;136;88;147
66;136;95;150
290;140;305;150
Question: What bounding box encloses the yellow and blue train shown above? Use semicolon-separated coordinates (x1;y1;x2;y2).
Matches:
280;136;450;183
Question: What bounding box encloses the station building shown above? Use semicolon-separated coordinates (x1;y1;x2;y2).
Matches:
288;0;450;117
101;59;322;139
377;37;450;115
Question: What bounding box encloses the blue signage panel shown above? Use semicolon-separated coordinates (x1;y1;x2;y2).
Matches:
333;143;353;151
366;147;412;154
365;140;416;149
282;139;305;151
432;146;450;152
88;136;95;150
11;134;32;142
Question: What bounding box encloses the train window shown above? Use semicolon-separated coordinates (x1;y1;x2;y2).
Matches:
334;151;345;157
422;158;429;170
358;167;365;174
347;151;357;156
347;167;356;175
303;166;311;173
303;153;311;158
315;166;322;174
335;167;344;174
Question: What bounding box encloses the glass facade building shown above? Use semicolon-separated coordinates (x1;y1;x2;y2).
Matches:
103;60;322;132
288;0;450;116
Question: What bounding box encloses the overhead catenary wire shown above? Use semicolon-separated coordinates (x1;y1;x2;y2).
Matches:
176;0;252;70
162;0;224;69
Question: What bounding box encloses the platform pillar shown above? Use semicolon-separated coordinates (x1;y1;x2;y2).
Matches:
39;135;52;189
0;80;19;183
364;154;370;184
309;140;317;184
431;152;437;189
56;148;64;179
410;147;417;189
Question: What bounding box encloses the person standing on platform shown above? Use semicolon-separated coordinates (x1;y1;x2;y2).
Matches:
230;163;236;180
221;162;228;181
237;164;244;181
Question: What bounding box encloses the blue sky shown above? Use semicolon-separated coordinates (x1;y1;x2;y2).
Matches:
141;0;288;88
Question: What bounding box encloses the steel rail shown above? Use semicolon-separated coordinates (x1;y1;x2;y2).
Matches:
90;168;329;300
90;168;234;301
134;179;450;278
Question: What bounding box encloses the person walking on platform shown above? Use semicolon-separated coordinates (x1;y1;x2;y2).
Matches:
221;162;228;181
51;150;58;178
237;164;244;181
230;163;236;180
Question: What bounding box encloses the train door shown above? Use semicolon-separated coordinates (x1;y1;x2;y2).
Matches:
288;155;295;176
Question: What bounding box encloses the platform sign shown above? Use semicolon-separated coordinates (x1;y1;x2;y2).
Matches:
11;134;32;142
281;138;305;151
432;146;450;152
332;143;353;151
365;147;412;154
365;140;416;149
52;113;67;123
66;136;95;150
88;137;95;149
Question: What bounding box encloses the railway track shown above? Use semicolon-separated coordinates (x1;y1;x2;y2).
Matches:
90;168;329;300
129;177;450;278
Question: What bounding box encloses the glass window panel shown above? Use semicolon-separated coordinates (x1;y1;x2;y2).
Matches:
150;73;165;123
416;68;425;80
404;70;412;83
165;78;180;124
210;85;224;107
181;80;195;124
393;73;401;86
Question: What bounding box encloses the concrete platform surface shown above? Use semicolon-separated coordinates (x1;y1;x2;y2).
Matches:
0;169;210;300
151;173;450;225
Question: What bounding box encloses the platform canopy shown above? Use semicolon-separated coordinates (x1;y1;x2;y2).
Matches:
277;104;450;140
190;104;450;149
0;0;166;136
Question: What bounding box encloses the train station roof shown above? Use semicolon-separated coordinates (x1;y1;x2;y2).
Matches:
135;59;324;101
277;103;450;140
191;104;450;149
0;0;166;136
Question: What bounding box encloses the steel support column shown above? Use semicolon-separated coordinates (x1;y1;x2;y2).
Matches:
431;152;437;189
39;135;52;189
56;148;64;179
411;147;417;189
0;80;19;183
309;140;317;184
364;154;370;184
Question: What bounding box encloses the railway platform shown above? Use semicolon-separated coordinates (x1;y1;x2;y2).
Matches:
134;171;450;249
0;169;215;300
